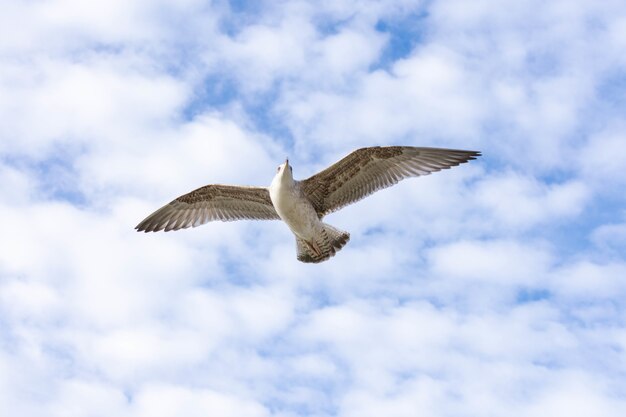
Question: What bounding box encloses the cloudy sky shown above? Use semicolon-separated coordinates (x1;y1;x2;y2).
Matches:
2;0;626;416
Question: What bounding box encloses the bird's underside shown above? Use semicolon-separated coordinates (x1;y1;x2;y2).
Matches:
136;146;481;263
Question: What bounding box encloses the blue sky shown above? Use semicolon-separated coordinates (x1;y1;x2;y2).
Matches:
1;0;626;416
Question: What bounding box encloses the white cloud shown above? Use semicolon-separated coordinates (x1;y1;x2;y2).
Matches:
473;173;590;231
2;0;626;416
428;239;552;286
0;54;188;158
291;294;626;416
279;45;487;155
592;220;626;254
579;127;626;186
551;260;626;300
76;115;283;206
519;371;626;417
48;380;129;417
0;163;33;205
221;18;316;92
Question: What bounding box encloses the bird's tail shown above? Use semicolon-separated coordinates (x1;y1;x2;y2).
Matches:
296;223;350;263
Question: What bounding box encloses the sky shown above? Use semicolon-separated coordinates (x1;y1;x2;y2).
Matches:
1;0;626;416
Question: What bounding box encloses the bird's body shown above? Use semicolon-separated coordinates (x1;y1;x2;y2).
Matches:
268;160;350;261
136;146;481;263
269;165;317;240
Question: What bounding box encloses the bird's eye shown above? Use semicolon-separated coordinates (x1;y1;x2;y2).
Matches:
289;166;293;172
277;166;281;172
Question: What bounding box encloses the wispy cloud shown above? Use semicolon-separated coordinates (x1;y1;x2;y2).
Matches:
1;0;626;416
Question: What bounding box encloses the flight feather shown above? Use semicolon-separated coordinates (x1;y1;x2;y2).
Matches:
300;146;481;217
135;185;279;232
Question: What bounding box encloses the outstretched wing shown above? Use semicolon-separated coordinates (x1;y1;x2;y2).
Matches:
135;184;279;232
300;146;481;217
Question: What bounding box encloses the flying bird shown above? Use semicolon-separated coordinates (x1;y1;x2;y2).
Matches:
135;146;480;263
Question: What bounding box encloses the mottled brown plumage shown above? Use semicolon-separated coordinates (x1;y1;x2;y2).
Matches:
301;146;480;218
135;185;278;232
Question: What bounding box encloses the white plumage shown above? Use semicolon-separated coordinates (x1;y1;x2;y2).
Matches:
136;146;480;263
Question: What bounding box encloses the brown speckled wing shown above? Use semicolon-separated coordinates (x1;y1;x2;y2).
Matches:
300;146;481;218
135;185;279;232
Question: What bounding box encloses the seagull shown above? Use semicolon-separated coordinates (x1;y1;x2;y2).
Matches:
135;146;480;263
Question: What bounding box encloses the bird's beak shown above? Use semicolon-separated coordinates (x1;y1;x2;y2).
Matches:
285;158;289;166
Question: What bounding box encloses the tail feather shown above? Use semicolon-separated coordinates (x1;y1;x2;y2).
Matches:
296;223;350;263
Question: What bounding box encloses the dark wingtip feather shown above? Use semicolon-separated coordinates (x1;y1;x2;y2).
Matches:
134;221;154;233
135;214;162;233
456;150;481;162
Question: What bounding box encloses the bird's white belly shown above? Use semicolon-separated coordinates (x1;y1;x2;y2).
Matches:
270;186;321;240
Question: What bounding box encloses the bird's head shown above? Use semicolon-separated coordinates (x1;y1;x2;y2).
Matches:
275;158;293;182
